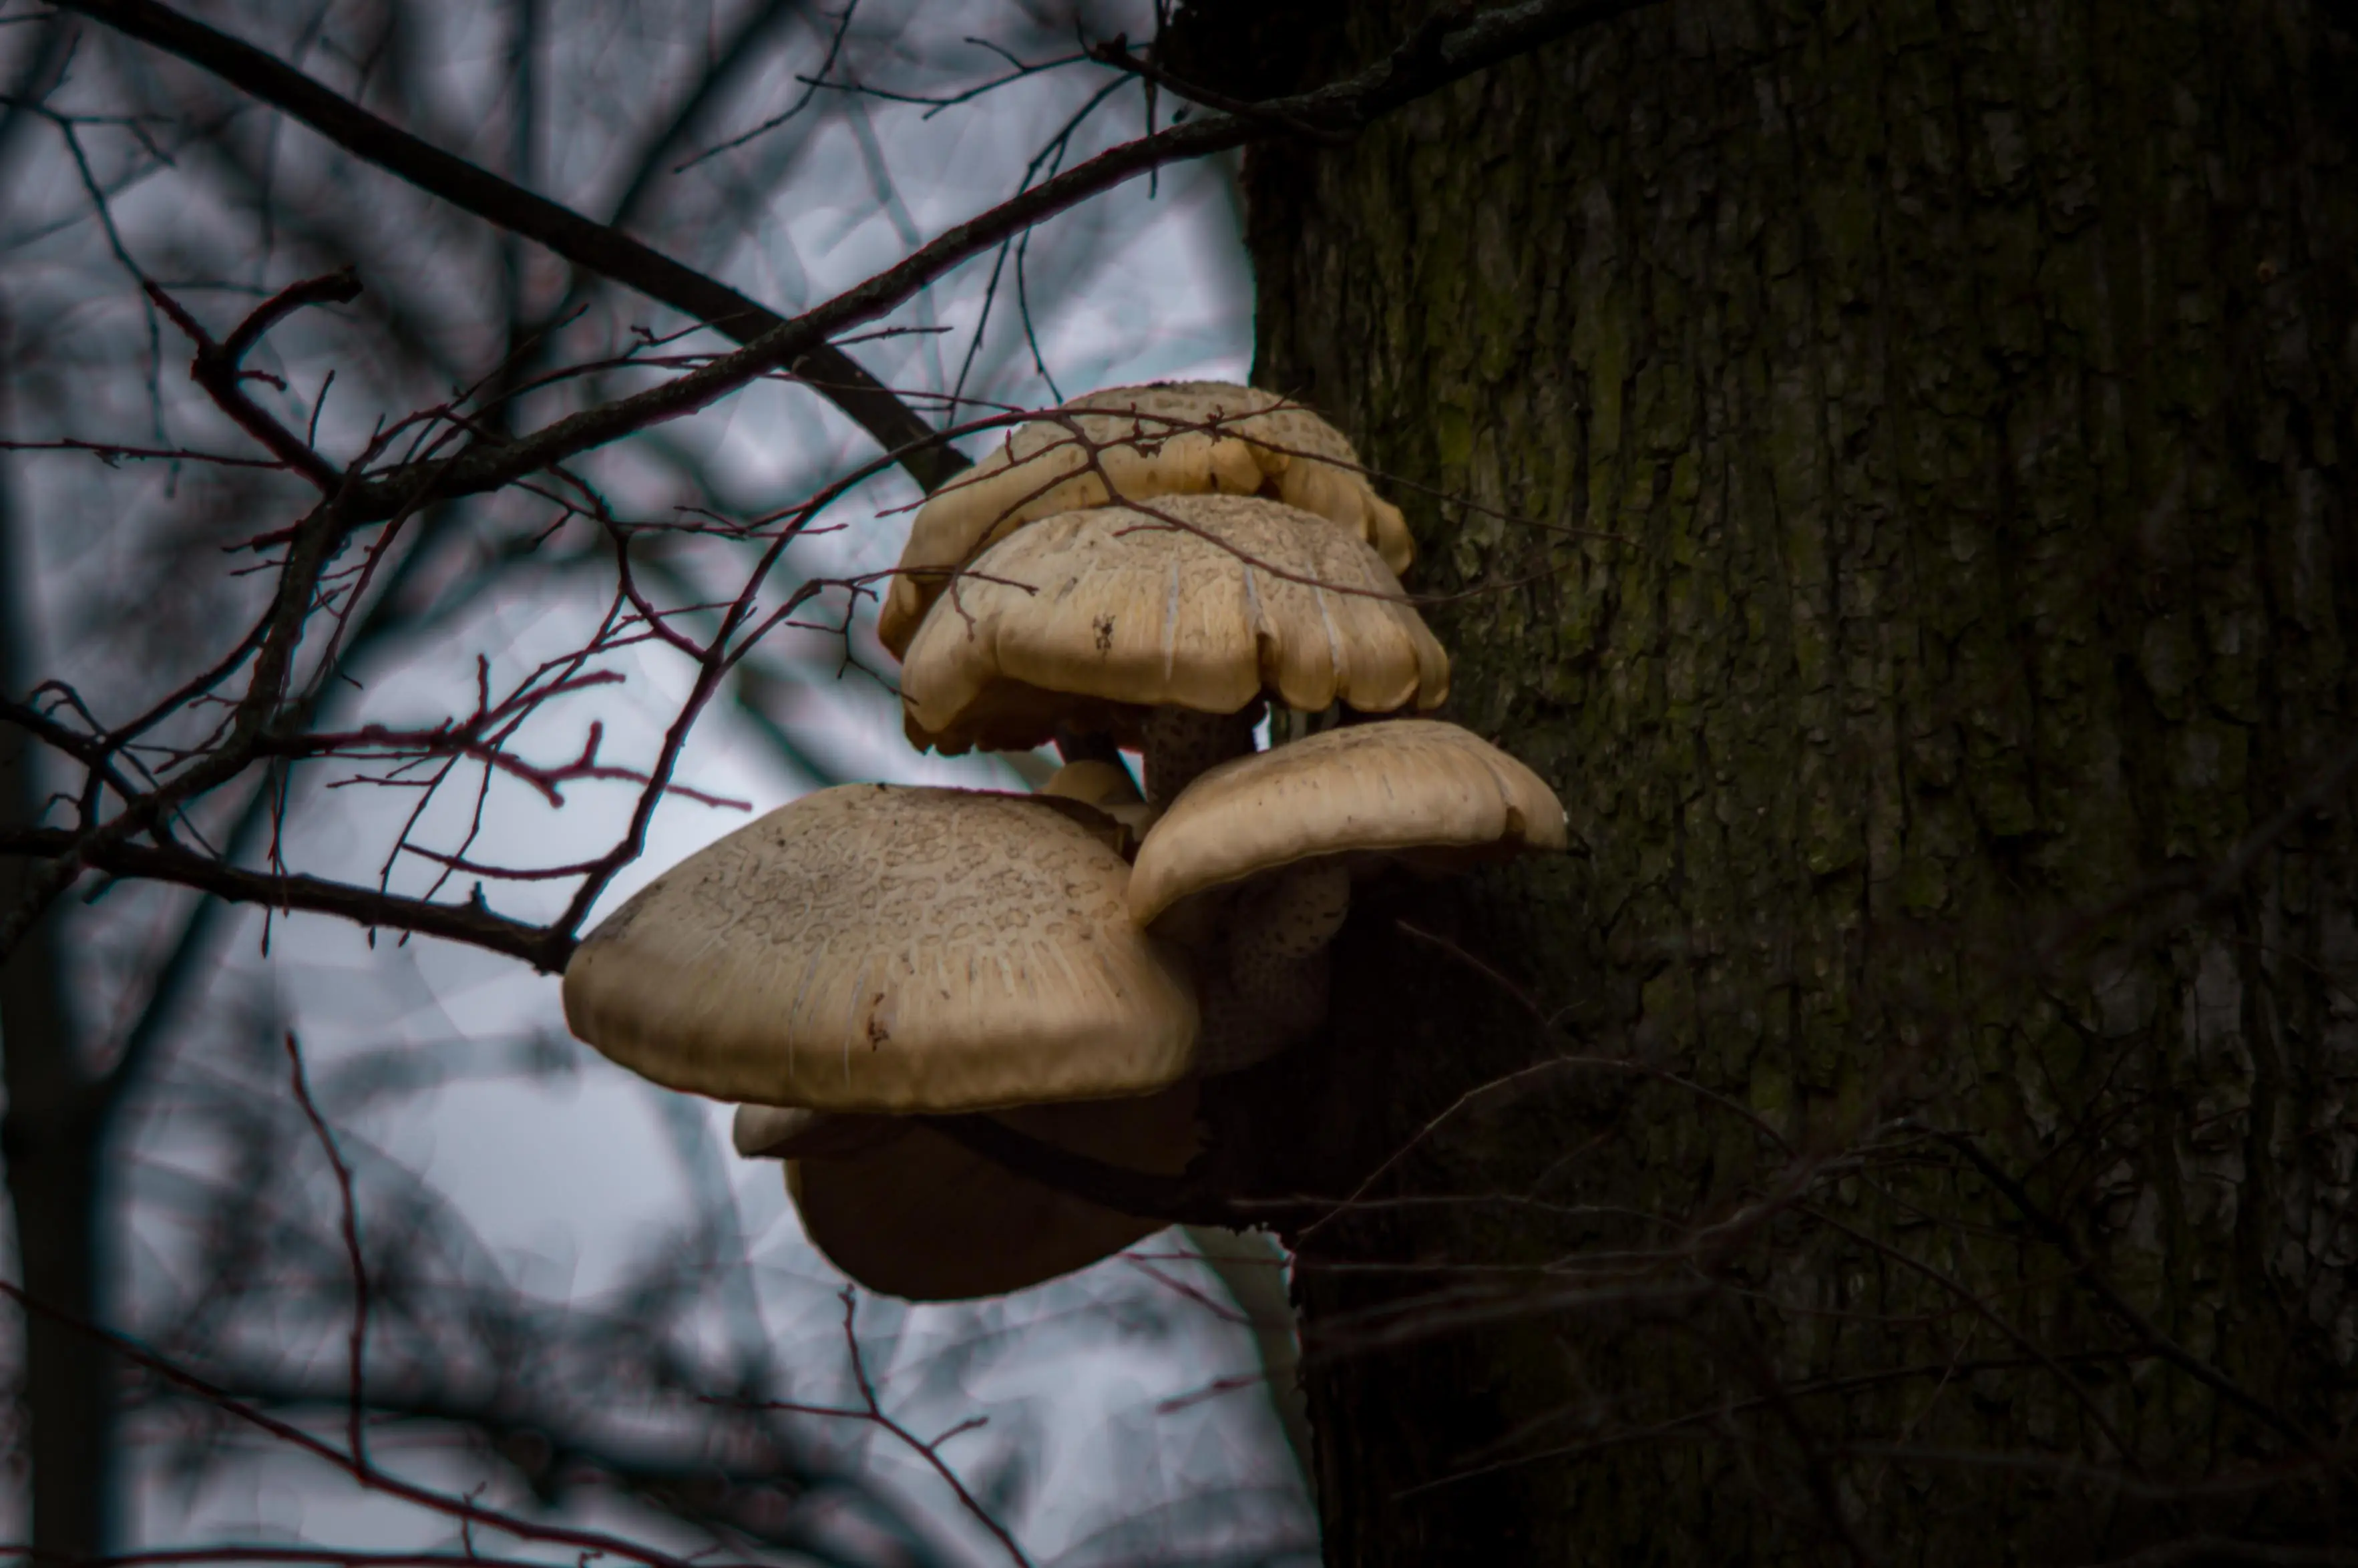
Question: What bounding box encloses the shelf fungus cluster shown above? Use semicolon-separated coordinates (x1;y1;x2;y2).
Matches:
561;382;1567;1302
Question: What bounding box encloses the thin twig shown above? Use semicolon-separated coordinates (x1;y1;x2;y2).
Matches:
723;1289;1032;1568
65;0;1667;530
281;1031;367;1466
52;0;957;488
0;1280;709;1568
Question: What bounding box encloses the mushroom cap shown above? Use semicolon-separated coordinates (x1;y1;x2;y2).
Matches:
877;383;1411;658
900;494;1448;757
1038;758;1141;808
732;1104;908;1161
1127;719;1569;926
788;1081;1199;1301
562;785;1199;1112
1040;757;1159;845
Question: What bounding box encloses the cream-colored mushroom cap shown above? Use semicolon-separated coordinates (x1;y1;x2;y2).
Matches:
789;1081;1199;1301
900;494;1448;756
1128;720;1569;926
562;785;1198;1112
732;1104;906;1161
1040;757;1159;843
1039;759;1140;809
877;383;1411;657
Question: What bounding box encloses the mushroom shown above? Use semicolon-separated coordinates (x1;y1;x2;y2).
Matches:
779;1080;1201;1302
731;1103;905;1161
561;783;1198;1111
1038;757;1139;805
899;493;1449;802
877;382;1412;658
1038;755;1159;845
1129;720;1569;1071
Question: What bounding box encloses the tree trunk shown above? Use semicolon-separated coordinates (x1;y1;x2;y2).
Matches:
1;313;115;1554
1185;1;2358;1559
0;1092;110;1559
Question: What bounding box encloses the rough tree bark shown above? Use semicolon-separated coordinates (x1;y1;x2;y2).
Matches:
1179;0;2358;1560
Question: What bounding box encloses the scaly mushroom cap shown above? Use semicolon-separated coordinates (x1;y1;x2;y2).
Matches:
562;785;1199;1112
877;383;1411;657
900;494;1448;757
788;1081;1199;1301
1128;719;1569;927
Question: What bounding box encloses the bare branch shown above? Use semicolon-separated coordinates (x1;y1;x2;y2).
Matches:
281;1032;369;1469
721;1288;1034;1568
0;1279;715;1568
144;269;357;487
65;0;1667;530
51;0;960;489
0;826;570;970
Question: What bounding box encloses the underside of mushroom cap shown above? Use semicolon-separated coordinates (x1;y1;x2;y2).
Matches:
1127;719;1569;927
788;1079;1200;1301
1040;758;1137;803
877;383;1412;657
562;785;1199;1113
899;494;1448;756
733;1103;908;1161
1040;757;1159;845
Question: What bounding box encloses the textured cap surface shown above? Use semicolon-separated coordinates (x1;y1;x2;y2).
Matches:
900;494;1448;756
562;785;1199;1111
878;383;1411;656
1128;719;1569;925
789;1081;1199;1301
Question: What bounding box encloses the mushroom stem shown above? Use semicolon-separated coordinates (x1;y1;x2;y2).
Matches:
1193;861;1352;1073
1197;949;1330;1074
1053;723;1125;767
1253;860;1353;960
1142;705;1260;803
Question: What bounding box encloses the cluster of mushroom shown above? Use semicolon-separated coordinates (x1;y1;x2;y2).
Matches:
560;383;1567;1301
